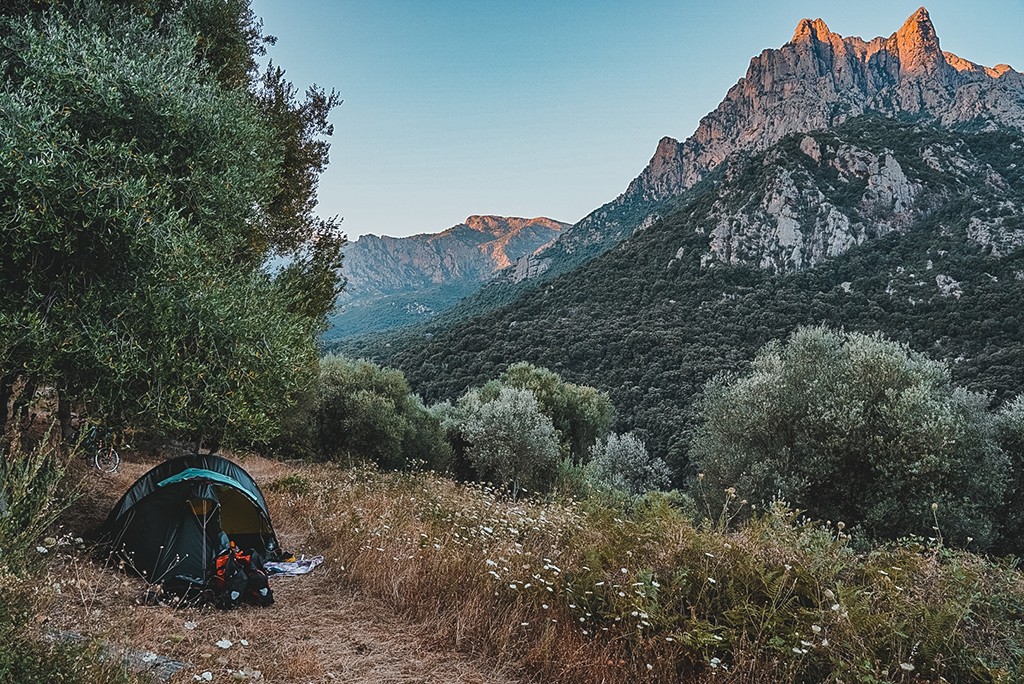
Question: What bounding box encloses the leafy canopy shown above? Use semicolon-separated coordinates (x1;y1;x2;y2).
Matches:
454;385;560;498
0;1;343;444
313;356;451;471
691;326;1008;549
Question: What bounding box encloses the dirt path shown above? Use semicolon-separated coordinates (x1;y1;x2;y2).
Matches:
42;452;519;684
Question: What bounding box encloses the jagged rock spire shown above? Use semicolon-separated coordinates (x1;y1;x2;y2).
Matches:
791;17;834;43
893;6;945;74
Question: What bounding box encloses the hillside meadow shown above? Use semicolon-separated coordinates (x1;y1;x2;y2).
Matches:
3;440;1024;683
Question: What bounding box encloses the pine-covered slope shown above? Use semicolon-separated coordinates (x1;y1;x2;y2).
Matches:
350;119;1024;475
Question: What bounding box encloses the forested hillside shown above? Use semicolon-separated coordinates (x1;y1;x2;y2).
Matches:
346;118;1024;476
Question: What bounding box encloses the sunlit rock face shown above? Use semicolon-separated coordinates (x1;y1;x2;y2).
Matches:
634;7;1024;203
551;7;1024;267
342;215;566;297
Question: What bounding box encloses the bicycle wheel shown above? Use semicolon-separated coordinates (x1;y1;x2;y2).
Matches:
94;445;120;473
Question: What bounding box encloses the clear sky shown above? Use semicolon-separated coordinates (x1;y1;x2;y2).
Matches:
249;1;1024;239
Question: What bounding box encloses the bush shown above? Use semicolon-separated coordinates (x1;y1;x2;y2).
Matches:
453;386;560;497
0;428;67;571
0;431;130;683
691;326;1008;549
995;395;1024;553
587;432;671;496
313;355;451;471
499;362;614;460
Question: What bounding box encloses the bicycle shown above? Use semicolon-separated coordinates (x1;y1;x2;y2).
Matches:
76;422;122;473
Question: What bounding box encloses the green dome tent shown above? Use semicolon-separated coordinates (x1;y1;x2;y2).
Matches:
101;454;280;586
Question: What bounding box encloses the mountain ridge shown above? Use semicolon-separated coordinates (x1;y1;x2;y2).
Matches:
518;7;1024;278
326;215;567;340
337;8;1024;466
362;118;1024;466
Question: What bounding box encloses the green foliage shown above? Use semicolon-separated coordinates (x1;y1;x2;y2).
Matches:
451;385;560;498
0;1;342;445
0;429;68;571
499;362;615;461
356;119;1024;495
314;356;451;471
692;326;1008;549
432;362;611;496
266;472;312;495
587;432;671;497
995;395;1024;553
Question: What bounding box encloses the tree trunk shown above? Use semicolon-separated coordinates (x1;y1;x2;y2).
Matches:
57;390;73;442
0;371;17;437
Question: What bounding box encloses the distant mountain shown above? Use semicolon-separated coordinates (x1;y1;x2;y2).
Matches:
325;215;567;340
362;118;1024;471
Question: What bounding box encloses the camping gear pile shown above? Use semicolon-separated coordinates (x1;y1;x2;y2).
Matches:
101;454;283;608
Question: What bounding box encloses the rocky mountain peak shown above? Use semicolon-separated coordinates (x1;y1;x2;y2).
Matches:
461;215;565;238
341;215;568;297
791;17;835;44
463;214;509;234
607;7;1024;208
510;7;1024;289
892;6;945;75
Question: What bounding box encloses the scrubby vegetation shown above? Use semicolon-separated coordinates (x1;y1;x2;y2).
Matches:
0;433;134;683
309;356;618;497
587;432;671;497
283;464;1024;684
693;326;1009;551
312;355;453;470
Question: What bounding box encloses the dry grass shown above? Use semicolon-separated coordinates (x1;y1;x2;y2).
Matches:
40;452;517;684
35;452;1024;684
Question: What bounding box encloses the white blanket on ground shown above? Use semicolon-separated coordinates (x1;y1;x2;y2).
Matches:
265;555;324;576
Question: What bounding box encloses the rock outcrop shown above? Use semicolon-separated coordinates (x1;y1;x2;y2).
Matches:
692;121;1019;271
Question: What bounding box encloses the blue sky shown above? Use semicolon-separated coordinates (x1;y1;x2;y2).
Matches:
249;1;1024;239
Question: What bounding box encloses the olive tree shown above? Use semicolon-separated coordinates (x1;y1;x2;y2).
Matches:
314;356;450;471
499;362;614;461
455;386;560;498
691;326;1008;549
0;3;342;444
587;432;671;496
